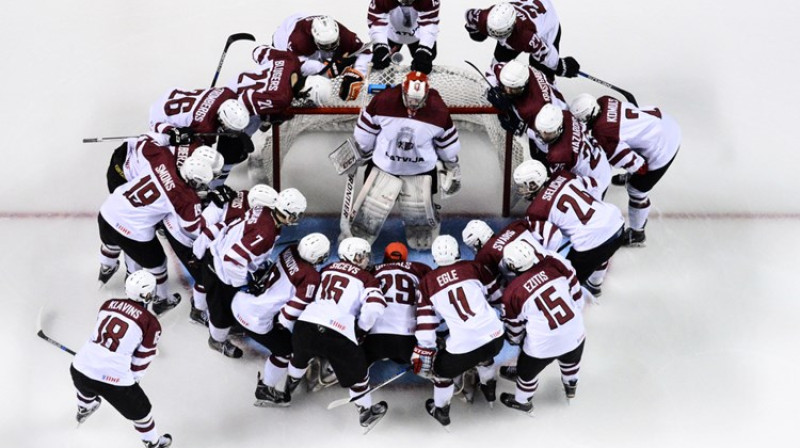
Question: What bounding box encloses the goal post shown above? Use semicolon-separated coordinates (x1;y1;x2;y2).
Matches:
251;64;528;217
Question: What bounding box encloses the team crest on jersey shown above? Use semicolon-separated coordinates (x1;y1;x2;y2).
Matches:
395;127;416;151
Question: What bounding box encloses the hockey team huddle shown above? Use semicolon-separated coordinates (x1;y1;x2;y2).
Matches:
68;1;682;445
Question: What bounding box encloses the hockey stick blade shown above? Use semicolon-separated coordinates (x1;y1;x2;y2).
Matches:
36;307;76;355
578;71;639;106
326;366;411;410
464;60;494;88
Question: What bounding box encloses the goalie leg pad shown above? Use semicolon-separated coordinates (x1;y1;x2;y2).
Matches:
398;174;440;250
350;168;403;243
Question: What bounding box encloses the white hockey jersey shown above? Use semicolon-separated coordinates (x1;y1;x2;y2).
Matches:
370;260;431;336
417;261;504;354
298;261;386;344
525;171;624;252
502;255;585;358
367;0;440;48
100;137;204;243
354;86;459;176
232;245;320;334
148;87;238;138
72;299;161;386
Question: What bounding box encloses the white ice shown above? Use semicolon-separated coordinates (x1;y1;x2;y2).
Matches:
3;1;800;447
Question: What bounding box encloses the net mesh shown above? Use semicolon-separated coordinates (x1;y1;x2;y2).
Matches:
248;63;527;211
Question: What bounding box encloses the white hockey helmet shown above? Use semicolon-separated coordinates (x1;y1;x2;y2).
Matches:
499;60;530;96
534;104;564;142
298;75;332;106
217;99;250;131
338;237;372;269
180;155;214;189
402;71;430;112
192;145;224;175
513;159;549;199
502;240;538;273
462;220;495;253
432;235;461;266
247;184;278;209
125;270;157;304
298;232;331;265
570;93;601;123
311;16;340;51
487;2;517;39
274;188;307;226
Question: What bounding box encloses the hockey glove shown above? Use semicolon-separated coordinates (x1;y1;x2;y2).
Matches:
498;108;527;136
486;86;514;113
207;185;237;207
246;265;272;296
167;127;195;146
440;161;462;196
411;345;436;376
338;67;365;101
411;46;434;74
464;9;488;42
556;57;580;78
371;43;391;70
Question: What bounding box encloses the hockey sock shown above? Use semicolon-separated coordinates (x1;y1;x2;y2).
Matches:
476;361;496;385
124;254;141;275
133;413;158;444
192;285;208;311
145;262;168;299
208;323;230;343
515;375;538;404
626;184;651;231
587;262;608;286
350;377;372;408
263;355;290;387
432;378;454;408
99;244;120;267
559;359;581;384
287;364;308;380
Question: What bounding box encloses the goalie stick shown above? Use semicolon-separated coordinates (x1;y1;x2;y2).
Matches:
210;32;256;88
578;71;639;106
36;307;76;355
326;366;412;410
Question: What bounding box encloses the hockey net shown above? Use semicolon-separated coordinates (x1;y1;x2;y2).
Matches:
248;63;526;216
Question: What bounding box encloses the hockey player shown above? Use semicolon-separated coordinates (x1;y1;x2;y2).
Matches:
570;93;682;246
367;0;440;74
70;271;172;448
513;159;624;295
231;45;332;133
498;240;586;413
284;237;389;431
97;140;216;314
194;188;307;359
364;241;431;366
414;235;505;427
531;103;612;192
346;70;461;249
233;233;329;407
464;1;579;81
272;14;370;101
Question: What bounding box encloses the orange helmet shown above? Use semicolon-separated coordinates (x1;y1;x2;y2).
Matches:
402;71;429;112
383;241;409;262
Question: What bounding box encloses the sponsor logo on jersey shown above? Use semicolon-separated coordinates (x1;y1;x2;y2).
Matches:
194;89;224;123
102;375;120;383
328;319;346;332
154;164;175;191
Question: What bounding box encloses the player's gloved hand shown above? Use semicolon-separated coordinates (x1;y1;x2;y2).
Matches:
441;160;462;196
464;9;488;42
187;254;201;272
324;54;358;78
486;86;513;113
556;56;580;78
207;185;237;207
371;43;391;70
247;266;271;296
339;67;365;101
411;345;436;376
498;109;527;136
411;46;434;74
167;127;195;146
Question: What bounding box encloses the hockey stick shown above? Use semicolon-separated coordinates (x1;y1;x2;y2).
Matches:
36;307;76;356
578;71;638;106
82;131;240;144
326;366;412;410
210;32;256;88
464;60;494;89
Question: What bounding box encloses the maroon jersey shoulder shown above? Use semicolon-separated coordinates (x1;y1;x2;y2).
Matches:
192;88;236;133
371;0;396;14
591;95;622;154
241;207;278;256
373;260;432;280
546;111;580;167
337;23;365;55
100;299;161;342
324;261;380;289
420;260;483;297
288;18;318;56
223;191;249;225
282;245;322;286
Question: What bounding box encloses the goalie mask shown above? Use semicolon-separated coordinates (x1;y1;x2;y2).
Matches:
338;237;372;269
431;235;460;266
311;16;340;52
125;271;157;304
402;71;430;115
513;159;549;199
462;220;494;253
570;93;601;123
487;2;517;39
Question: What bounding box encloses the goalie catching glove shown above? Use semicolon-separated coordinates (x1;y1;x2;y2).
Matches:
339;67;365;101
411;345;436;376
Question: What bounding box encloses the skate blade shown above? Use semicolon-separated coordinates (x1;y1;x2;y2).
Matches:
254;399;290;408
361;414;386;435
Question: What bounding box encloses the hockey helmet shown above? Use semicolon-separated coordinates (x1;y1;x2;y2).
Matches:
462;220;494;253
431;235;460;266
298;233;331;265
311;16;340;51
248;184;278;209
125;271;157;304
513;159;549;199
338;237;372;269
534;104;564;142
487;2;517;39
570;93;601;123
402;71;430;112
502;240;538;273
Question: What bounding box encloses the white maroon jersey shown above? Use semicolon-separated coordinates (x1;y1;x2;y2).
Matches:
148;87;238;138
272;13;370;77
121;133;170;181
299;261;386;344
525;171;624;252
354;86;459;176
370;260;432;336
531;110;611;191
229;46;301;120
100;137;204;243
204;206;280;288
192;190;254;255
590;96;682;172
232;245;320;334
502;255;584;358
417;261;504;354
465;0;561;70
490;64;567;122
72;299;161;386
368;0;440;48
528;219;564;253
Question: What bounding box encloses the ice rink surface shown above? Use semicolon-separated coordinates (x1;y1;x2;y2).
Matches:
3;1;800;447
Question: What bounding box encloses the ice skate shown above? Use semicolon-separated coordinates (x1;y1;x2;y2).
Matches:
358;401;388;434
499;365;517;382
611;173;630;185
459;368;477;403
254;374;290;407
500;392;533;415
152;293;181;316
188;300;208;326
284;375;303;400
143;434;172;448
425;398;451;429
479;379;497;407
563;379;578;400
583;280;603;298
207;336;243;358
97;261;119;286
76;398;101;424
622;228;646;247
